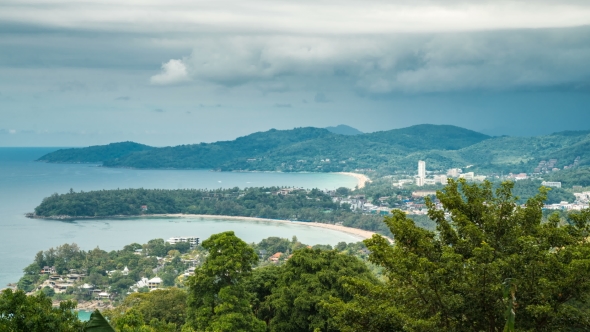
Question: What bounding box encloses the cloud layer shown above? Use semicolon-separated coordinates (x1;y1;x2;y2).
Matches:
1;0;590;146
150;29;590;93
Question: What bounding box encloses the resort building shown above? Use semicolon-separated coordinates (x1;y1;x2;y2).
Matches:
541;181;562;188
148;277;162;289
167;236;200;248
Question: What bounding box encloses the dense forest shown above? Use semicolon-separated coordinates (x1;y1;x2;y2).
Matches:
32;187;391;235
5;180;590;331
37;141;153;163
36;125;590;174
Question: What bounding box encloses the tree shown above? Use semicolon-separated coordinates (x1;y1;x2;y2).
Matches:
266;248;376;332
185;231;265;332
0;289;83;332
326;179;590;331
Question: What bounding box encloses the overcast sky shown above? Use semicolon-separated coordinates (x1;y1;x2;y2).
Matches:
1;0;589;147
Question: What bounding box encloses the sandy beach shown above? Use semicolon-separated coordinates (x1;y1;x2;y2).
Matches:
336;172;371;189
162;213;392;242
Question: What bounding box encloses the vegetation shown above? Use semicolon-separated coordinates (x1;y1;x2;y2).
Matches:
37;125;492;173
264;248;376;332
36;125;590;174
185;231;267;332
11;179;590;331
17;240;191;300
511;179;576;204
0;289;83;332
37;142;152;163
32;187;391;235
325;179;590;331
544;166;590;188
104;289;186;331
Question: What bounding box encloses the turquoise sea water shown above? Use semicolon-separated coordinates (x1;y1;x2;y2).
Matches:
0;148;358;288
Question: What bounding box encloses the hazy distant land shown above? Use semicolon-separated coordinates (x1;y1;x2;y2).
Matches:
37;124;590;175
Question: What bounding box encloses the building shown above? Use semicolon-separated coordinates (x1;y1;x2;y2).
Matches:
541;181;562;188
460;172;475;181
415;177;425;187
447;168;462;177
412;190;437;198
167;236;200;248
41;266;56;274
269;252;283;263
434;175;448;184
513;173;528;181
147;277;162;290
418;160;426;179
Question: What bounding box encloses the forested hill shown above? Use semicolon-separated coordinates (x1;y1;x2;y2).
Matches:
37;124;490;171
31;187;391;235
36;125;590;174
37;141;153;163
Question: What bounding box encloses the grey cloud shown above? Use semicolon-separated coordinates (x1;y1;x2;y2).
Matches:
162;27;590;94
274;103;292;108
2;1;589;35
314;93;330;103
57;81;86;92
115;96;130;101
153;108;164;113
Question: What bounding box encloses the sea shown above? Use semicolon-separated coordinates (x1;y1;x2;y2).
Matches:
0;147;359;289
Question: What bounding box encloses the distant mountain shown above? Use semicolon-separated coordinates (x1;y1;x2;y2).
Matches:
37;125;492;172
325;125;363;136
37;141;153;163
36;124;590;175
364;124;490;151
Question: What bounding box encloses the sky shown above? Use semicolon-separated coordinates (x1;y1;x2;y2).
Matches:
1;0;590;147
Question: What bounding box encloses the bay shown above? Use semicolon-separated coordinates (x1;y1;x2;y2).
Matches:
0;147;358;288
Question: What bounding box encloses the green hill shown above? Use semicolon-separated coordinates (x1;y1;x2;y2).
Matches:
325;124;363;135
36;141;153;163
36;125;590;174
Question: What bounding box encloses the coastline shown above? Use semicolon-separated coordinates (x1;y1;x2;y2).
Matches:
29;213;391;242
336;172;371;189
163;213;387;241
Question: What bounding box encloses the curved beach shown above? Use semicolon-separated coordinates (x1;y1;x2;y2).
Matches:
337;172;371;188
161;213;391;242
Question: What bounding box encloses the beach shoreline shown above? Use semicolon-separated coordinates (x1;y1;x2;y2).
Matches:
336;172;371;189
163;213;387;241
28;213;390;242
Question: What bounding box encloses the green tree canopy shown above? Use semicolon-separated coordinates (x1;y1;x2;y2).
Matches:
327;179;590;331
0;289;83;332
104;288;187;331
266;248;377;332
185;231;265;332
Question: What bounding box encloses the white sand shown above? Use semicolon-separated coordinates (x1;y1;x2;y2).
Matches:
336;172;371;189
159;213;391;242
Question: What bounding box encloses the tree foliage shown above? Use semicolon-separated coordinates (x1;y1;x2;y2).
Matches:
0;289;83;332
104;289;187;331
33;187;390;235
328;179;590;331
266;248;376;332
185;231;266;332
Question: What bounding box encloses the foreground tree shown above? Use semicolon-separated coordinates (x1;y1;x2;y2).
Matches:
184;231;265;332
326;179;590;331
104;288;187;331
266;248;377;332
0;289;83;332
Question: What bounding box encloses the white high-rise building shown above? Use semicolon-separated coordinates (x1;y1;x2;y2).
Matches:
418;160;426;179
417;160;426;187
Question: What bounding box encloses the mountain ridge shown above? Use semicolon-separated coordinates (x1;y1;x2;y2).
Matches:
36;124;590;174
